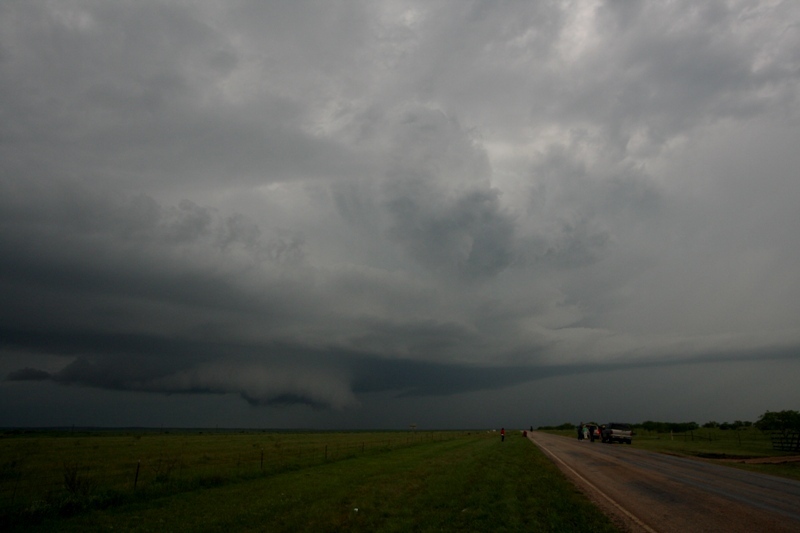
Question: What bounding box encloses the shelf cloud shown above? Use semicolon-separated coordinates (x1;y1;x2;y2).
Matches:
2;1;799;428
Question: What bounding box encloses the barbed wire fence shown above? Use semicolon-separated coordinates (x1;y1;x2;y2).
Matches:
0;430;470;521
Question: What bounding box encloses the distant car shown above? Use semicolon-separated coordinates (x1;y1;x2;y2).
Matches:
601;422;632;444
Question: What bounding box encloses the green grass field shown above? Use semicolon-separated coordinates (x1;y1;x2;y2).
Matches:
2;429;619;532
1;429;456;503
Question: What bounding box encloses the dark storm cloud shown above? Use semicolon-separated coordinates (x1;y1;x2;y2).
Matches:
321;103;519;279
0;1;372;191
0;176;516;408
0;185;304;328
6;368;51;381
410;188;515;278
385;178;516;278
516;1;800;155
351;340;800;399
1;1;799;427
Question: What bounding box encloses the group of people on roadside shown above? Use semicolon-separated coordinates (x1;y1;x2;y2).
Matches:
498;426;535;441
577;422;603;442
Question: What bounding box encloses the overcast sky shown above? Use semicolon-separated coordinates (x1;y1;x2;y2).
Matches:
2;0;799;430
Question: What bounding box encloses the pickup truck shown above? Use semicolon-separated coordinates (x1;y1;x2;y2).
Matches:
601;422;632;444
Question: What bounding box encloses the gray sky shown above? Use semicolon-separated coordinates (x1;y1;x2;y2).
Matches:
2;0;799;429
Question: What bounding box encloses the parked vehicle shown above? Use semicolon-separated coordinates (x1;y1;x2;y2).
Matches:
601;422;632;444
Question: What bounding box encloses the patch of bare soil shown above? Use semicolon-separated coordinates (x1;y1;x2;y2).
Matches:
727;455;800;464
689;452;800;464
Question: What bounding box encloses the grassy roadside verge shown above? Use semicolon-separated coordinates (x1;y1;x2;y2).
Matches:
21;432;619;532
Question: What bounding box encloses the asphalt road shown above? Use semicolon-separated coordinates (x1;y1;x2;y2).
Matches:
528;431;800;533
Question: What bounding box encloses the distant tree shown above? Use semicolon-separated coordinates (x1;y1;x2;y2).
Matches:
703;421;719;429
640;420;664;433
756;410;800;451
636;421;698;433
755;410;800;432
536;422;576;431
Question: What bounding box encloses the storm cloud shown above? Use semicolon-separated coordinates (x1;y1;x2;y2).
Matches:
2;1;799;429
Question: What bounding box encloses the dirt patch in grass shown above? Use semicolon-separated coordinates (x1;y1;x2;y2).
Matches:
693;451;800;464
724;455;800;464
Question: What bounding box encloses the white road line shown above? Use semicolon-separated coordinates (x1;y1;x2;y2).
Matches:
533;437;658;533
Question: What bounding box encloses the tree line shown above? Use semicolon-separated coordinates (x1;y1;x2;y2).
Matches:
538;410;799;434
